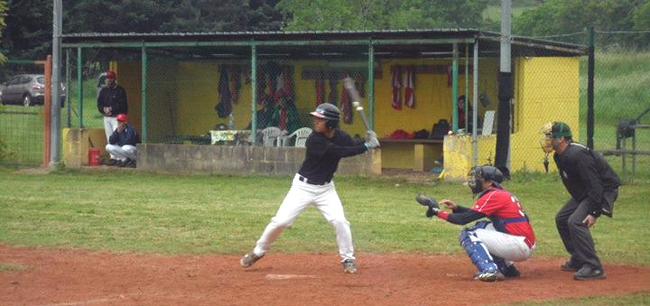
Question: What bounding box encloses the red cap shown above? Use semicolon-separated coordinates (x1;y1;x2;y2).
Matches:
116;114;128;122
106;71;116;79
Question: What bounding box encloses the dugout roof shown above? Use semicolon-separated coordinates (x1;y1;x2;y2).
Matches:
61;28;588;59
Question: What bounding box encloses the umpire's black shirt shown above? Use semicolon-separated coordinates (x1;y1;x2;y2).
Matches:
553;142;621;216
298;129;367;184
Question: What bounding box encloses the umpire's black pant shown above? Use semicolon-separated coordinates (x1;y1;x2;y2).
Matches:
555;190;617;271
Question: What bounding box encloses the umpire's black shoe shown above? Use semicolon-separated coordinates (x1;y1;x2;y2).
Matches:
561;259;583;272
573;265;606;280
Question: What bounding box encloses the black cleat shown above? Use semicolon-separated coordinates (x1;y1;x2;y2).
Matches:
574;265;606;280
561;259;583;272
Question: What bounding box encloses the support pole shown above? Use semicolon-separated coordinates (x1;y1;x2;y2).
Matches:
495;0;513;178
141;45;148;143
587;26;595;150
250;43;257;145
472;40;479;167
50;0;63;166
368;40;375;130
451;43;459;133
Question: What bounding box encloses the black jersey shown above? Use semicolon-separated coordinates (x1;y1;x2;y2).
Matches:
298;129;367;184
553;142;621;216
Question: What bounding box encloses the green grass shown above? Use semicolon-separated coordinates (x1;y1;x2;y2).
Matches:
0;168;648;266
507;291;650;305
0;262;29;272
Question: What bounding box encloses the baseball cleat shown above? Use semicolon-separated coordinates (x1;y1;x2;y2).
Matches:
573;265;606;280
240;251;264;267
342;259;357;274
473;271;504;282
561;259;582;272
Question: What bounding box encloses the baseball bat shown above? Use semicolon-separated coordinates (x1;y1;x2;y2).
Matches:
343;77;370;131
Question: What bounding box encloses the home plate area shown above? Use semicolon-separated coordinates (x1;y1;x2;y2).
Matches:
1;246;649;305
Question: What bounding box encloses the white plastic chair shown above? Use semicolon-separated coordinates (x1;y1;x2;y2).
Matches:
261;127;283;147
280;127;313;147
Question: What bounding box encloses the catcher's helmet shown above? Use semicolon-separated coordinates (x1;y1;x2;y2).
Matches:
106;71;116;79
116;113;128;122
310;103;340;128
468;165;504;194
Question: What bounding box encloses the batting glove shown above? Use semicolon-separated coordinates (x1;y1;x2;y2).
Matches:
365;130;377;142
364;136;380;150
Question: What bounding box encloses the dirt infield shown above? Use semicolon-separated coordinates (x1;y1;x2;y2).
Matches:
1;245;649;306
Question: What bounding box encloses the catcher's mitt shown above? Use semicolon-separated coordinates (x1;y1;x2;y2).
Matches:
415;194;440;218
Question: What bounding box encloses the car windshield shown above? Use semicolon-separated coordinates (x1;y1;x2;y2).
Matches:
36;76;45;84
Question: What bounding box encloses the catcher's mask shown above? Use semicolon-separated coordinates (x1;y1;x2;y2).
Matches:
467;165;504;195
539;121;572;153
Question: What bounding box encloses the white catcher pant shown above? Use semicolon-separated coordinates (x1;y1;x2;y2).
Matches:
474;223;535;262
103;116;118;159
253;174;355;262
105;144;137;161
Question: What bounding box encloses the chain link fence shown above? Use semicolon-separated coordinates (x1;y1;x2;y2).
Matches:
0;61;46;166
581;31;650;180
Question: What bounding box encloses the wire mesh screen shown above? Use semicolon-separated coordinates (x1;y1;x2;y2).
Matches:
142;44;370;147
588;31;650;180
57;31;650;179
0;62;46;166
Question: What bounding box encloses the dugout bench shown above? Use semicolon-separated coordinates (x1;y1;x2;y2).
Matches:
379;138;443;171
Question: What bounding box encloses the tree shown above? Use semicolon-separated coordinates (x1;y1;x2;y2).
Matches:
2;0;53;60
277;0;490;31
0;0;7;63
513;0;649;47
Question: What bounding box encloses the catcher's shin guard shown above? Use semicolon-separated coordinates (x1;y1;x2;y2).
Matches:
459;228;498;275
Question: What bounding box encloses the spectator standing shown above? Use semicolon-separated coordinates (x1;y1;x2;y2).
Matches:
97;71;128;165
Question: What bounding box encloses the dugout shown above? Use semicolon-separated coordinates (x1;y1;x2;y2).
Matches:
60;29;587;177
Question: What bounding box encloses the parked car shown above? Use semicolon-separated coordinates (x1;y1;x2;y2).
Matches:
0;74;66;107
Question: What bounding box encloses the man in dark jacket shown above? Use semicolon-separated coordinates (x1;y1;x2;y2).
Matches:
97;71;128;165
106;114;139;168
540;122;620;280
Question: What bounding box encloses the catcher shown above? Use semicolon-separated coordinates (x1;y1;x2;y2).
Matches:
416;165;536;282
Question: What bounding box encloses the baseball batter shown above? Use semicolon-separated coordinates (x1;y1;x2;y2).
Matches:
240;103;380;273
416;165;536;281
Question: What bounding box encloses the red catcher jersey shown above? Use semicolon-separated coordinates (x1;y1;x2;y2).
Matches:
472;188;536;247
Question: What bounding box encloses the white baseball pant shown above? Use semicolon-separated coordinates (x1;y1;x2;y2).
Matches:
103;116;118;159
253;174;355;262
105;144;137;162
473;223;535;262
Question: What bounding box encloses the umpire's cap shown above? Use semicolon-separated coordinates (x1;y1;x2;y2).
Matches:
310;103;340;121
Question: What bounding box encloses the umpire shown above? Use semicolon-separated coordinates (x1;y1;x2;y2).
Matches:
540;122;620;280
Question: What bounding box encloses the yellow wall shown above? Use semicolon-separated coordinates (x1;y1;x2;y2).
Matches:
112;56;579;174
510;57;580;172
443;57;581;179
373;58;499;139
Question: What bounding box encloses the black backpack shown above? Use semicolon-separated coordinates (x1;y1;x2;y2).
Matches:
430;119;450;139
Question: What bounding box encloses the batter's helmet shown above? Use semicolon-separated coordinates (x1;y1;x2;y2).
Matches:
106;71;116;79
468;165;504;194
116;113;128;122
310;103;340;128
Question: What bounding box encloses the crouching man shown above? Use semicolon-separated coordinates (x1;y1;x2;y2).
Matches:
105;113;139;168
416;165;535;281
